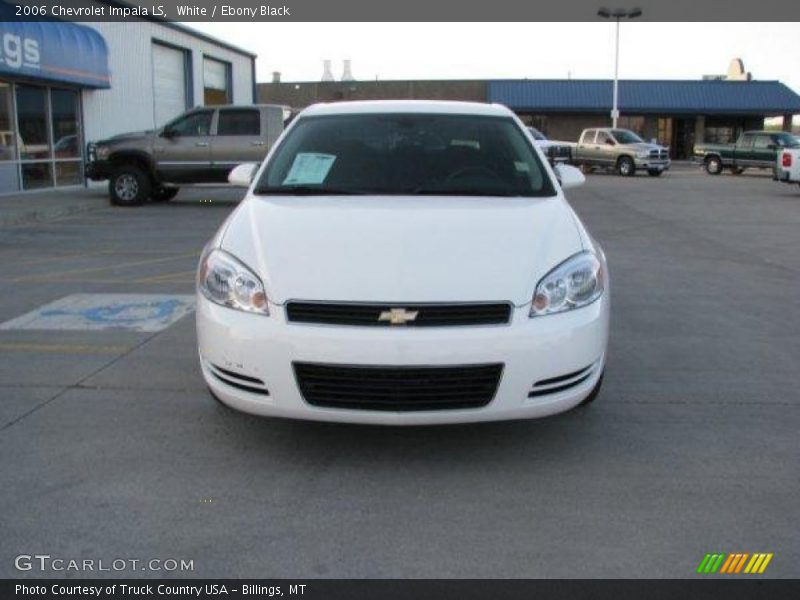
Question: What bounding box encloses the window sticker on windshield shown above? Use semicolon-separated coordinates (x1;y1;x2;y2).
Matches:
514;161;530;172
283;153;337;185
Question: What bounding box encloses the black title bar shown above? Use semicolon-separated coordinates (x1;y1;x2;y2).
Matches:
3;0;800;22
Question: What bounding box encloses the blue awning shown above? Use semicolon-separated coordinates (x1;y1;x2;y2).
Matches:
0;21;110;88
488;80;800;116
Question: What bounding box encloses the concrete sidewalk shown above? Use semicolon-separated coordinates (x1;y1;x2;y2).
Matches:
0;185;108;228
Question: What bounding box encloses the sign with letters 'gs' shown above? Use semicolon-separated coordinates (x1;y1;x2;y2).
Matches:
0;20;110;88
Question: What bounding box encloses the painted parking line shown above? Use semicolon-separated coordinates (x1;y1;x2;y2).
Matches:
13;251;200;282
0;342;131;354
0;294;196;332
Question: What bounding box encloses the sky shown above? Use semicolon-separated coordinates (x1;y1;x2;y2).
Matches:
187;22;800;94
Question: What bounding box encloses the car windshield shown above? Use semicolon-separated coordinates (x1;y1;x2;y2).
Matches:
255;113;555;197
610;129;644;144
527;126;546;141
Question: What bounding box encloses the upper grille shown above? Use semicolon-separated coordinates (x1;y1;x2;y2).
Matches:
286;302;512;327
649;149;669;160
294;362;504;411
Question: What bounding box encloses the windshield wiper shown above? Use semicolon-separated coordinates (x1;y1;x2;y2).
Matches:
254;185;369;195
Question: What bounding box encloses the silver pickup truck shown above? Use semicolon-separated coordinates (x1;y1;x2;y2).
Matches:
574;127;671;177
87;104;288;205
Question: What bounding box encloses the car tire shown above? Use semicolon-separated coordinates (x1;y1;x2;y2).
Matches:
731;167;745;175
109;165;152;206
617;156;635;177
705;156;723;175
647;169;663;177
578;372;604;407
152;186;179;202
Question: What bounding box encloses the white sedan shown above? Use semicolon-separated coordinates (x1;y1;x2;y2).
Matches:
196;100;609;425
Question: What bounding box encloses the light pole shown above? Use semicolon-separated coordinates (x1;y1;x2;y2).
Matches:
598;6;642;128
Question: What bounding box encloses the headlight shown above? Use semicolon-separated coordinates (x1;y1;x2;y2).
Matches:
636;150;650;158
95;145;111;159
530;251;604;317
198;249;269;315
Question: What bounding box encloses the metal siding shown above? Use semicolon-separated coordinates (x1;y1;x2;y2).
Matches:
81;18;254;143
489;80;800;115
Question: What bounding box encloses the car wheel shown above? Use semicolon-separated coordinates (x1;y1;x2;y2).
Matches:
705;156;723;175
578;372;604;407
647;169;663;177
109;165;151;206
617;156;635;177
731;167;745;175
152;186;179;202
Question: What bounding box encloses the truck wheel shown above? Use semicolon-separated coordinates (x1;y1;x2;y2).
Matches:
647;169;663;177
152;186;179;202
617;156;635;177
705;156;723;175
109;165;151;206
730;167;745;175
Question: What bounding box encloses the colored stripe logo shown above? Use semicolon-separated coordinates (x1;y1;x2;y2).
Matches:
697;553;773;574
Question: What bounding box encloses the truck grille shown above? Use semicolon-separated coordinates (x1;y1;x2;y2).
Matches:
286;301;512;327
294;362;504;411
649;149;669;160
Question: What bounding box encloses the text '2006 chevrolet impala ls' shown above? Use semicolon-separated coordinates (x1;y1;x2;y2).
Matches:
196;100;609;425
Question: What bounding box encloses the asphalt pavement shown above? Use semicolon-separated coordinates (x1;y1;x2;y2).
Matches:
0;171;798;578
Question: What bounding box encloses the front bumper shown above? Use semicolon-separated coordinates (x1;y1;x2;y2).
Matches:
196;294;610;425
634;158;671;171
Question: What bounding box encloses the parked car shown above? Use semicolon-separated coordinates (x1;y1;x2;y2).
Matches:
776;148;800;188
574;128;670;176
196;100;609;425
527;126;574;164
86;104;289;205
693;130;799;175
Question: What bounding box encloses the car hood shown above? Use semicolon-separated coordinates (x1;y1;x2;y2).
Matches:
99;130;155;144
219;195;583;306
625;142;667;152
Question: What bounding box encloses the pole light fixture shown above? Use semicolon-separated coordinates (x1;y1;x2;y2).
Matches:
597;6;642;128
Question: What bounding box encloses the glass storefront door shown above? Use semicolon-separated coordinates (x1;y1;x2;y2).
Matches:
0;79;83;194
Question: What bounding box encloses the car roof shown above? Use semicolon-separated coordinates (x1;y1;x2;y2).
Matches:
300;100;515;118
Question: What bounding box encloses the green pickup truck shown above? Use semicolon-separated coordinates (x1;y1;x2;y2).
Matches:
693;130;800;175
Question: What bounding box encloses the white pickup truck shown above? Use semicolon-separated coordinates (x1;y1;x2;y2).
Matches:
776;148;800;188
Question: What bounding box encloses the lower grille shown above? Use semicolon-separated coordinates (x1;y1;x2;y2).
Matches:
528;364;593;398
208;362;269;396
286;301;512;327
294;362;503;411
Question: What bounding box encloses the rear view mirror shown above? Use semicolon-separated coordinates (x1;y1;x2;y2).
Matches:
228;163;258;188
554;163;585;190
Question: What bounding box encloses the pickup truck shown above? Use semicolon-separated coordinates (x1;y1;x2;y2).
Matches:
693;130;799;176
573;128;670;176
527;126;574;164
776;148;800;188
87;104;288;205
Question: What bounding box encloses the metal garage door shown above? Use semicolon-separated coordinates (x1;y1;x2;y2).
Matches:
152;43;187;127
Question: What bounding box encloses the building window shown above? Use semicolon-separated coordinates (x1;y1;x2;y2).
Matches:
705;127;734;144
203;57;231;105
0;81;83;194
657;118;673;147
617;116;645;136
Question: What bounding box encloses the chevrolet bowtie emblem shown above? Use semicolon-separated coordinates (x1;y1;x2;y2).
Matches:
378;308;419;325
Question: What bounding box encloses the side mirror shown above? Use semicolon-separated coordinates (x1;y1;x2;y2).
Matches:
606;139;616;146
554;163;585;190
767;143;778;150
161;126;177;139
228;163;258;188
